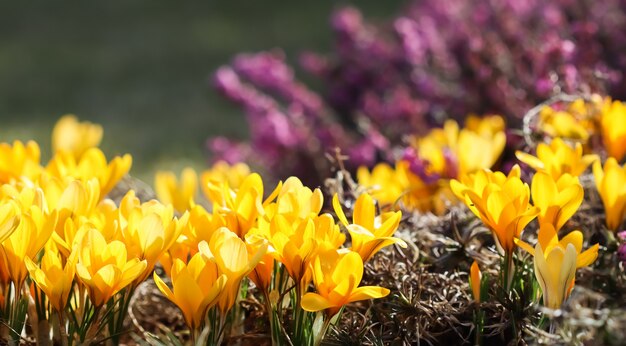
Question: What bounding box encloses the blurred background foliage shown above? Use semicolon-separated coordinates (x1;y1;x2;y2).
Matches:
0;1;404;182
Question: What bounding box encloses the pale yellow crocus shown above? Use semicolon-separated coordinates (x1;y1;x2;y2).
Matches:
516;224;598;309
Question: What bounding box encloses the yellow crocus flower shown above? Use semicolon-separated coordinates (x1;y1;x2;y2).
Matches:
0;200;21;244
516;138;597;179
332;194;405;262
539;107;591;143
356;162;409;207
51;115;103;159
450;166;539;256
269;214;318;289
245;235;274;293
154;167;198;213
154;252;227;332
200;161;251;199
516;224;598;309
600;99;626;162
118;193;188;283
158;238;194;278
204;173;280;239
301;250;389;317
469;261;482;303
531;172;583;232
25;242;77;312
592;158;626;231
0;140;42;184
46;147;132;198
275;176;323;223
74;227;147;307
1;206;57;288
199;228;266;313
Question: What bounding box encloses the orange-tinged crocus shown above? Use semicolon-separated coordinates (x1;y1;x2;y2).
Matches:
531;172;583;232
75;227;147;307
469;261;482;303
51;115;103;159
516;138;598;180
451;166;539;256
154;252;228;332
333;193;405;262
155;168;198;213
600;99;626;162
25;242;77;312
515;224;598;309
592;158;626;231
301;250;389;317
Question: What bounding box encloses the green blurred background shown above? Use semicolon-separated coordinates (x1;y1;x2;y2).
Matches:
0;1;404;183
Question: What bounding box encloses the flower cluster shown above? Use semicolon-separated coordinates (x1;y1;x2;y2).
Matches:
211;0;626;184
153;164;403;344
0;115;141;344
0;115;399;345
356;115;506;214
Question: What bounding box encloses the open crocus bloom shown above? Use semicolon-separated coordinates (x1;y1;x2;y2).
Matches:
451;165;539;256
301;250;389;317
154;251;227;332
516;138;597;179
333;193;405;262
516;224;598;309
